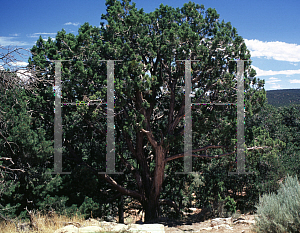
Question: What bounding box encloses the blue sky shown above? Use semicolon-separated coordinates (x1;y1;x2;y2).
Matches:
1;0;300;90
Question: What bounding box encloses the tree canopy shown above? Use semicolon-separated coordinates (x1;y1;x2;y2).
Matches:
25;0;269;222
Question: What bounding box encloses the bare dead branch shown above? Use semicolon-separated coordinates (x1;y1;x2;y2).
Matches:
0;157;14;164
247;146;271;150
0;165;25;173
0;131;16;155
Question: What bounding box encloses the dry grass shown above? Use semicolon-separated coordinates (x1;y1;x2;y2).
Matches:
0;210;142;233
0;211;86;233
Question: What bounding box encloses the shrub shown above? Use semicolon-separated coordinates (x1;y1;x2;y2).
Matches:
224;196;236;213
253;174;300;233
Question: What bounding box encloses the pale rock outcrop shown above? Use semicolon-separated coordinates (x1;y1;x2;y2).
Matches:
54;219;165;233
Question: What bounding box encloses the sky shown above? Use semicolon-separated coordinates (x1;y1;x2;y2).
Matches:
1;0;300;91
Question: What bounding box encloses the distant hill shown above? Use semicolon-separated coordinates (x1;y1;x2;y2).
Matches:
266;89;300;108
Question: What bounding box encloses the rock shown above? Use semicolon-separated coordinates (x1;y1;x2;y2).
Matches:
54;221;165;233
79;226;103;232
99;221;129;232
54;225;79;233
127;223;165;233
233;219;255;225
84;218;102;226
210;217;232;226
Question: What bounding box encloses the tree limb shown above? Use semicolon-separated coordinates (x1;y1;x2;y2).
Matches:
0;131;16;155
64;139;144;202
247;146;271;150
140;128;157;148
0;157;14;164
165;150;236;163
0;165;25;173
118;152;143;193
159;199;181;215
165;145;271;162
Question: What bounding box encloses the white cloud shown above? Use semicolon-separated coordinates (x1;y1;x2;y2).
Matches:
251;65;300;77
270;84;282;89
27;32;57;38
9;33;20;37
0;36;29;46
64;22;80;26
245;39;300;62
9;61;28;67
43;38;55;42
16;69;32;82
266;77;281;84
265;77;282;90
34;33;57;35
289;79;300;84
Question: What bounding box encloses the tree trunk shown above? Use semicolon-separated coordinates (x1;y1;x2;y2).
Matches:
143;198;160;223
142;145;166;223
118;195;124;223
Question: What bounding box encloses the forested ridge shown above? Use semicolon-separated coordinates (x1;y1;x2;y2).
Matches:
266;89;300;107
1;0;300;227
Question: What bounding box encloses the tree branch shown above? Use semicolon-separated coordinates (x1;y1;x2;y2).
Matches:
0;131;17;155
0;165;25;173
159;199;181;215
247;146;271;150
0;157;14;164
140;128;157;148
64;139;144;202
118;152;143;193
165;151;236;163
165;145;272;163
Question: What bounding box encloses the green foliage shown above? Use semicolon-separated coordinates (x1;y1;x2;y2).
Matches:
1;0;281;223
254;175;300;233
223;196;236;213
78;196;100;219
0;83;57;219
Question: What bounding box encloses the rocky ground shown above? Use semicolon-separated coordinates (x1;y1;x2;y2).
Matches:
54;213;257;233
162;213;256;232
150;208;257;233
5;207;257;233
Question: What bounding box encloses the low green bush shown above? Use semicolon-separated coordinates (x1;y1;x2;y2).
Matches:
253;174;300;233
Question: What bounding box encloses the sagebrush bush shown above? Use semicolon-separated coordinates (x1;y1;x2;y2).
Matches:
253;174;300;233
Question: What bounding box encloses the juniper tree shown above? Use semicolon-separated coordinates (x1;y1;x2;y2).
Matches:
28;0;267;222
